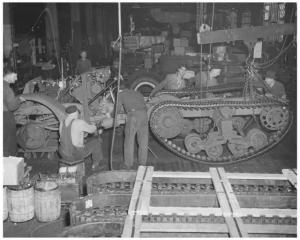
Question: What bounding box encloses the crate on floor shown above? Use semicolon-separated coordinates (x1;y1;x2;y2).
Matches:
86;170;137;195
122;166;241;238
122;166;297;238
58;161;85;202
216;167;297;237
69;192;131;226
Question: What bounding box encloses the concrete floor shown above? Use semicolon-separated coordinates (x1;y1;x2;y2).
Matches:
3;109;297;237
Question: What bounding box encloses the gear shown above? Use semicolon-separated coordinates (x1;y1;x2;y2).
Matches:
152;107;183;138
184;133;204;154
260;107;289;130
247;128;268;150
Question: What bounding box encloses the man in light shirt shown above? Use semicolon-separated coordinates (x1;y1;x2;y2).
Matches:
149;66;195;97
58;105;104;170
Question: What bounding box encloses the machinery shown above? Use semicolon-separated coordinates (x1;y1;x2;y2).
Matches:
14;67;121;159
146;23;296;164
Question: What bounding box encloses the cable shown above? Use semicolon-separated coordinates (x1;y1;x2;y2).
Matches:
208;3;215;68
17;8;47;46
44;8;61;76
109;2;122;171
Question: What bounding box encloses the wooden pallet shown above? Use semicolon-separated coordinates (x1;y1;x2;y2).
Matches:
123;167;241;237
122;166;297;238
217;167;297;237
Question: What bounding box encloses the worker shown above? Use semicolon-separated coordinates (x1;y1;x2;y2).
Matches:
149;66;195;97
264;70;286;98
3;70;25;156
75;50;92;75
58;105;104;170
116;83;148;169
191;68;222;88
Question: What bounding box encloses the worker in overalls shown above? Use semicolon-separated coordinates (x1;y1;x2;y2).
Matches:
58;105;104;170
3;70;25;156
116;83;148;169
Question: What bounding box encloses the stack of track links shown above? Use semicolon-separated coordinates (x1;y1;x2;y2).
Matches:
122;166;297;238
69;167;296;237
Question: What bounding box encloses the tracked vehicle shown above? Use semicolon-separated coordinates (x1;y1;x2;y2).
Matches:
146;23;295;164
147;64;293;164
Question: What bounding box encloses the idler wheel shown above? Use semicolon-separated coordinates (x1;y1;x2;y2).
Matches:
260;107;289;131
246;128;268;150
206;144;223;158
184;133;204;154
152;107;183;138
228;142;248;157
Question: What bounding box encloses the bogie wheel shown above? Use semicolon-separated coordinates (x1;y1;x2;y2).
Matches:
206;144;223;158
228;142;248;157
130;76;159;98
246;128;268;151
184;133;204;154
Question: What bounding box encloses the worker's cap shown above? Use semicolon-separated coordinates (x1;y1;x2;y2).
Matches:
265;70;276;79
65;105;79;114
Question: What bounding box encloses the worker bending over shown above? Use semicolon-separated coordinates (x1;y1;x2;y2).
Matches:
264;70;286;98
149;66;195;97
59;105;104;170
190;68;222;88
116;83;148;169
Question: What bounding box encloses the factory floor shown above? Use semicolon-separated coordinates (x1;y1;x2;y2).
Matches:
3;112;297;237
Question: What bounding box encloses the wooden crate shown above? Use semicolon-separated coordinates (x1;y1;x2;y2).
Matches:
58;162;85;202
122;167;297;238
122;166;241;238
69;193;130;226
217;167;297;237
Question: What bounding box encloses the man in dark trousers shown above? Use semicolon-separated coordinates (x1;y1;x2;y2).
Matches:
3;70;25;156
116;84;149;169
59;105;104;170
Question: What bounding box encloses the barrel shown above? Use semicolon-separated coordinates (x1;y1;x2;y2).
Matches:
34;181;61;222
7;185;34;222
3;187;8;221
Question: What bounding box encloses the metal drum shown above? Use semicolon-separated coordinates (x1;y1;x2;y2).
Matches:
34;181;61;222
3;187;8;221
7;184;34;222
